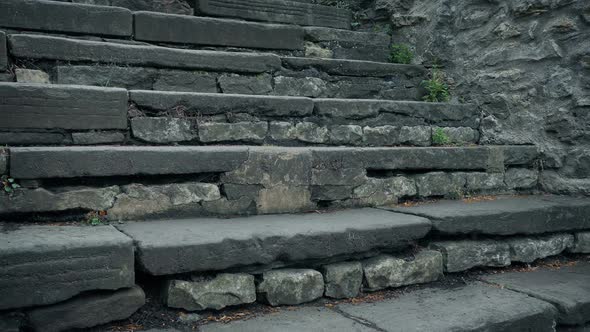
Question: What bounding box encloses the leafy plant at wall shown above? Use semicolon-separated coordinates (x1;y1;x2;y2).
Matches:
389;44;413;64
422;67;450;102
432;128;451;146
1;175;20;194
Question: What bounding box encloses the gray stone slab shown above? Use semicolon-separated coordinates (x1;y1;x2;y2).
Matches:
483;263;590;325
135;12;303;50
0;225;134;310
0;132;67;145
9;34;281;73
201;307;373;332
197;0;352;29
0;0;132;36
304;27;390;62
117;208;431;275
0;83;128;130
0;31;6;71
130;90;313;117
388;195;590;235
72;131;126;145
337;283;557;332
304;27;389;46
9;146;249;179
72;0;193;15
282;57;427;78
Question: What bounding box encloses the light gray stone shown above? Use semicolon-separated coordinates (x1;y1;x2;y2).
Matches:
219;74;273;95
507;234;574;263
72;131;125;145
570;232;590;253
303;27;390;62
27;286;145;332
352;176;416;206
198;122;268;143
269;122;297;141
362;250;443;291
257;269;324;306
363;126;400;146
431;240;511;272
295;122;329;143
329;125;363;145
505;168;539;189
256;186;314;214
131;117;196;143
165;274;256;311
321;261;363;299
222;184;261;201
304;42;333;59
399;125;431;146
436;127;480;144
273;76;327;98
14;69;50;84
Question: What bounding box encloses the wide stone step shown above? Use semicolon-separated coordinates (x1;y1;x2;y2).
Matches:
386;195;590;235
116;208;431;275
303;27;390;62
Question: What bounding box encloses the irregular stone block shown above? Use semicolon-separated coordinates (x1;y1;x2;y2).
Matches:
431;240;511;272
197;0;351;29
363;126;400;146
507;234;574;263
131;117;196;143
353;176;416;205
135;12;304;50
295;122;329;143
570;232;590;253
73;0;193;15
283;58;427;78
273;76;327;98
322;262;362;299
219;74;273;95
399;126;431;146
257;269;324;306
0;132;66;145
435;126;480;144
269;122;297;141
198;122;268;143
0;150;6;174
165;274;256;311
505;168;539;189
362;250;443;291
72;131;125;145
0;225;134;310
0;83;128;130
415;172;466;197
27;286;145;332
257;186;314;214
304;27;390;62
222;184;261;201
201;197;256;216
312;167;366;186
304;41;334;58
14;69;50;84
330;125;363;145
311;185;352;201
10;34;281;73
0;0;132;36
0;31;6;71
153;70;218;92
463;172;506;192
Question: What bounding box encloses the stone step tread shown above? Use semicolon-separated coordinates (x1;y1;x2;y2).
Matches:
281;56;427;77
115;208;432;275
303;26;390;46
385;195;590;235
202;283;558;331
483;262;590;326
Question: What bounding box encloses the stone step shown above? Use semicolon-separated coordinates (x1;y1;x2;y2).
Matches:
196;0;352;29
303;27;391;62
386;195;590;236
116;208;431;275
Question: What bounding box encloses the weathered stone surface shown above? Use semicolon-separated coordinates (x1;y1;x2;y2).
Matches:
27;286;145;332
399;125;431;146
199;122;268;143
117;209;431;275
0;31;6;72
222;184;261;201
303;27;390;62
321;261;362;299
0;225;134;310
304;42;334;58
10;146;249;179
295;122;329;143
0;0;132;36
9;34;281;73
312;167;366;186
257;186;314;214
72;0;193;15
0;149;6;174
130;91;313;117
507;234;574;263
72;131;125;145
483;263;590;325
363;126;400;146
165;274;256;311
197;0;352;29
0;132;66;145
283;57;427;78
388;195;590;235
463;172;506;192
273;76;327;98
310;185;351;201
415;172;465;197
257;269;324;306
352;176;416;206
337;284;557;332
435;126;480;144
329;125;363;145
269;122;298;141
219;74;273;95
14;69;50;84
505;168;539;189
362;250;443;291
0;83;128;130
430;240;511;272
202;196;256;216
570;232;590;253
135;12;304;50
0;314;20;332
131;117;196;143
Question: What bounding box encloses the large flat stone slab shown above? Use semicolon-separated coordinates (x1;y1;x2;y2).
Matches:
197;0;352;29
0;225;134;310
337;283;557;331
135;12;303;50
387;195;590;235
483;263;590;325
0;83;128;130
282;57;427;78
9;146;249;179
117;208;431;275
9;34;281;73
0;0;132;36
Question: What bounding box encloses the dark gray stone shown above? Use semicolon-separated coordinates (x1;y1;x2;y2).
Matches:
0;225;134;310
257;269;324;306
505;168;539;189
72;131;125;145
0;150;6;174
116;208;431;275
414;172;465;197
9;146;249;179
362;125;401;146
311;185;351;201
0;132;67;145
295;122;329;143
273;76;327;98
399;125;431;146
9;34;281;73
222;184;261;201
352;177;416;206
435;126;480;144
131;117;197;143
321;261;363;299
0;83;128;130
198;122;268;143
135;12;304;50
27;286;145;332
570;232;590;253
219;74;273;95
0;0;132;36
0;31;7;71
197;0;351;29
507;234;574;263
0;314;20;332
303;27;390;62
430;240;511;272
329;125;363;145
388;195;590;235
337;284;557;332
483;263;590;325
282;57;427;78
72;0;193;15
130;91;313;117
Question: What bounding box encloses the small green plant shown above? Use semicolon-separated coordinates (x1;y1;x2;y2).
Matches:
389;44;413;64
1;175;20;194
432;128;451;146
422;67;450;102
85;211;107;226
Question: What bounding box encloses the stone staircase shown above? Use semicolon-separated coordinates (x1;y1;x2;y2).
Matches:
0;0;589;331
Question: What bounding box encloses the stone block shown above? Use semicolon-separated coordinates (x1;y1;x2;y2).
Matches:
0;31;6;71
295;122;329;143
222;184;261;201
257;269;324;306
0;150;6;174
269;122;297;141
431;240;511;272
415;172;466;197
153;70;218;92
322;262;363;299
219;73;273;95
0;132;66;145
273;76;327;98
435;127;480;144
463;172;506;192
14;69;50;84
399;126;431;146
73;0;193;15
257;186;314;214
311;185;352;201
507;234;574;263
363;126;400;146
198;122;268;143
505;168;539;189
72;131;125;145
570;232;590;253
131;117;197;143
353;176;416;205
0;225;134;310
312;167;366;186
165;274;256;311
330;125;363;145
201;197;256;216
283;57;427;78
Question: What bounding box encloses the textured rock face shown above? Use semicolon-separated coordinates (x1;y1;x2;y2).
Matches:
71;0;193;15
431;240;511;272
257;269;325;306
165;274;256;311
570;232;590;253
322;262;363;299
132;117;197;143
507;234;574;263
